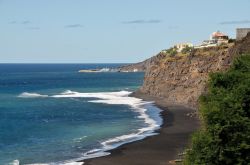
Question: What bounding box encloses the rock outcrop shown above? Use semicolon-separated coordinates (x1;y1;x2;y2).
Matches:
134;33;250;108
118;52;167;72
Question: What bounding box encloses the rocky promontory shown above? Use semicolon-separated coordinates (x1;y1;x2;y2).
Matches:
125;33;250;108
117;52;167;72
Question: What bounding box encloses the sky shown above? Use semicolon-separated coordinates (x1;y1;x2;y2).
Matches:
1;0;250;63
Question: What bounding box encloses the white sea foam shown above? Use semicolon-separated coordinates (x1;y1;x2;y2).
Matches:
18;92;48;98
52;90;162;163
73;136;87;143
18;90;162;165
63;163;84;165
25;162;83;165
52;90;131;99
9;160;20;165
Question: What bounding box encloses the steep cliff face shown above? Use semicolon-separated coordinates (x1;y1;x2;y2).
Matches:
137;33;250;108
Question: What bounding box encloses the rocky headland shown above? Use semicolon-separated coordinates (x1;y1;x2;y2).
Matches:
84;33;250;165
121;33;250;109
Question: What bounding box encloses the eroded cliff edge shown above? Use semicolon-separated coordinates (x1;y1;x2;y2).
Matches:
129;33;250;108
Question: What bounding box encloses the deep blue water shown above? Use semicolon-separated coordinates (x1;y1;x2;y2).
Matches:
0;64;162;165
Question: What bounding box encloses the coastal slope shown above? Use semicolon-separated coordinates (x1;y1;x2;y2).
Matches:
117;52;166;72
135;33;250;108
83;33;250;165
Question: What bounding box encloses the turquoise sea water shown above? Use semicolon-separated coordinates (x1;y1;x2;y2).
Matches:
0;64;162;165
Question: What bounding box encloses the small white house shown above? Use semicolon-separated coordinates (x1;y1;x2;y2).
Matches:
133;69;138;72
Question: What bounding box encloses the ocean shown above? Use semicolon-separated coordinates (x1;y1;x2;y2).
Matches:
0;64;162;165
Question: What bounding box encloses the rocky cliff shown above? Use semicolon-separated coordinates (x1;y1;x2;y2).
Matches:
134;33;250;108
118;53;164;72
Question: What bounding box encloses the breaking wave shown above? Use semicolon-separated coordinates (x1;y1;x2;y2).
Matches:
18;92;48;98
52;90;162;163
17;90;162;165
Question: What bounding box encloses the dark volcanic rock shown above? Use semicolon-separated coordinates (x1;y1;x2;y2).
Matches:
135;33;250;108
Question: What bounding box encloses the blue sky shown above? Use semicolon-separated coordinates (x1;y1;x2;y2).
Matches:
1;0;250;63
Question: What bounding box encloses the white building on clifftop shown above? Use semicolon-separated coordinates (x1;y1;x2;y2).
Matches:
195;31;229;48
174;43;193;52
210;31;229;44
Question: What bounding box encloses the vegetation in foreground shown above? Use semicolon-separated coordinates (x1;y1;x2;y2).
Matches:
184;54;250;165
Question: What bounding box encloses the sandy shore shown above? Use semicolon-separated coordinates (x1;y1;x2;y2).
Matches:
82;93;200;165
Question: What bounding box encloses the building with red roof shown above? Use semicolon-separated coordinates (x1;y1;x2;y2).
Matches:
210;31;229;44
195;31;229;49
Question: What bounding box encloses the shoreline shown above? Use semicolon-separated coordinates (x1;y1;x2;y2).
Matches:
81;92;200;165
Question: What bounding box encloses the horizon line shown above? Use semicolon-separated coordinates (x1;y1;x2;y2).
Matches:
0;62;133;64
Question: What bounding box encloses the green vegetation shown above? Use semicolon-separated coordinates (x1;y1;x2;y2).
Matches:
228;38;236;43
181;45;193;54
162;47;178;57
184;54;250;165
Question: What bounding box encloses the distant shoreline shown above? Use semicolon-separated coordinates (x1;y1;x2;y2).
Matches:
82;92;200;165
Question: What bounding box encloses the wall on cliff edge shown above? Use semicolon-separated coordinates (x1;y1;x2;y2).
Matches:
137;33;250;109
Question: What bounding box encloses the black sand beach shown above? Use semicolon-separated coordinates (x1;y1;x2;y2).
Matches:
83;94;200;165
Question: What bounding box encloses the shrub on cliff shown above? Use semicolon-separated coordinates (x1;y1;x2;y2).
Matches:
181;45;193;54
184;54;250;165
165;47;178;57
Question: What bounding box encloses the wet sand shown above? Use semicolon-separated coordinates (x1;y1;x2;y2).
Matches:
82;94;200;165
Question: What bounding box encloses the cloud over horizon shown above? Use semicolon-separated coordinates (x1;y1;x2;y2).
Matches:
168;25;179;30
27;27;40;30
122;19;162;24
22;20;31;24
64;24;83;28
220;20;250;25
8;20;32;25
9;21;17;24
